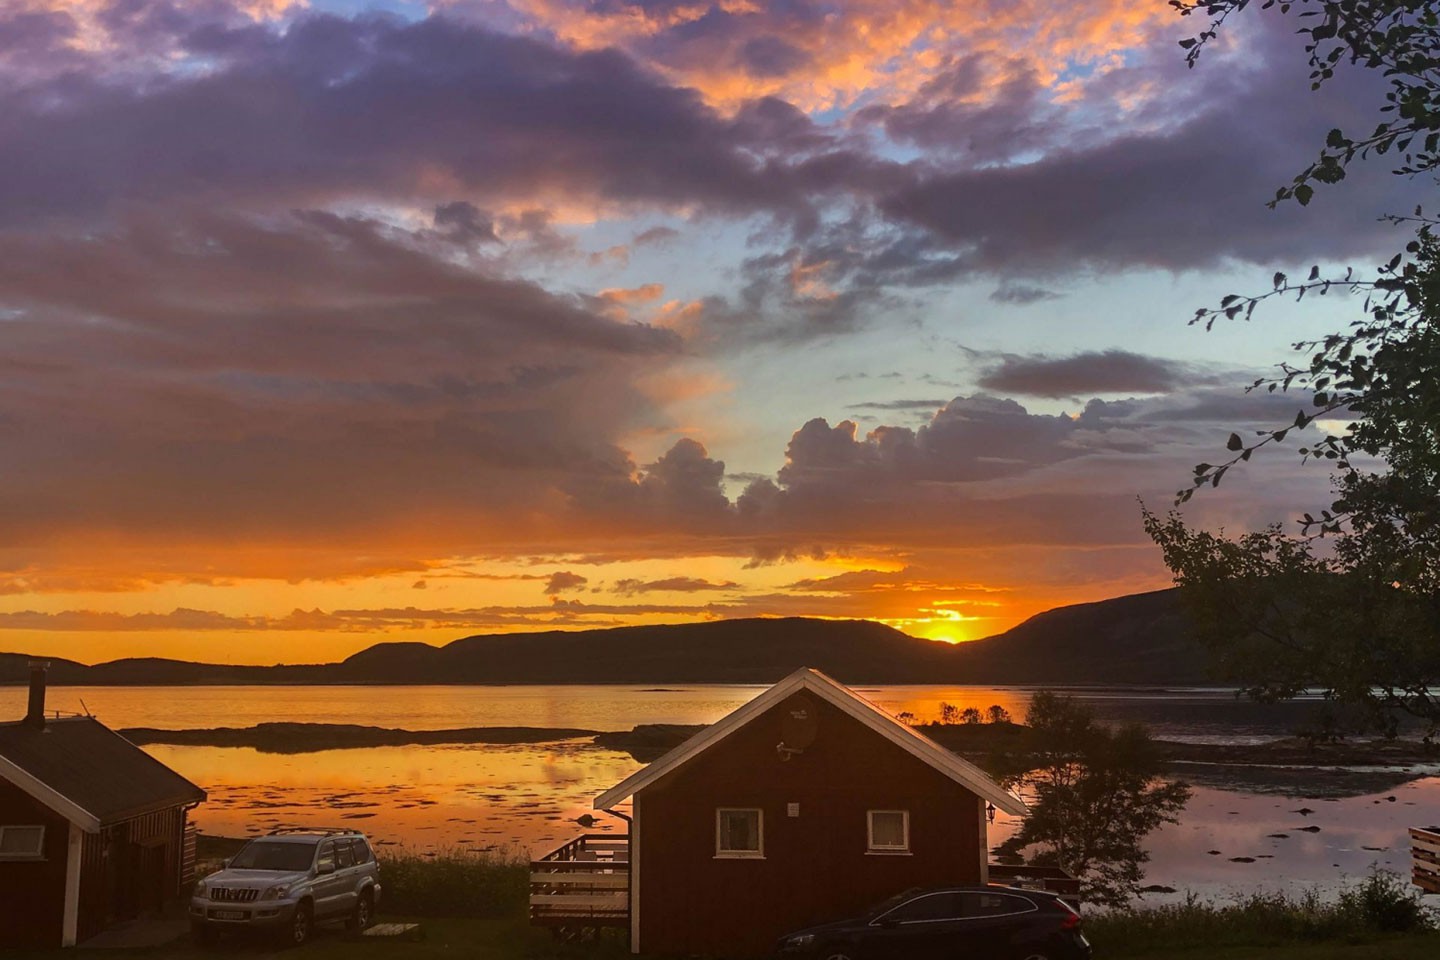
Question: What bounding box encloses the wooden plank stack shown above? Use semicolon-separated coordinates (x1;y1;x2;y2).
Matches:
1411;826;1440;894
362;923;422;939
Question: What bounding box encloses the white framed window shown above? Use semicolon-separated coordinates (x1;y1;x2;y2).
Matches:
0;825;46;860
867;810;909;853
715;808;763;858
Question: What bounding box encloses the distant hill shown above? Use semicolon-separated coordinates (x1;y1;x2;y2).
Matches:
0;588;1211;686
336;617;961;684
953;588;1206;684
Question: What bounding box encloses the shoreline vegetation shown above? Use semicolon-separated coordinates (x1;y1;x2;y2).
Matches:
164;842;1440;960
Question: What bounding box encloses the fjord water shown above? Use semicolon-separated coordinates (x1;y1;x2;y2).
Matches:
3;683;1435;901
0;682;1340;738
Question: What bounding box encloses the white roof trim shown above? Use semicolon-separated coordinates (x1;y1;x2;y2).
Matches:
595;667;1027;816
0;753;101;832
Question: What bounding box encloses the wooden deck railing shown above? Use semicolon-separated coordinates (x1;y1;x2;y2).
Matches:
988;863;1083;907
530;833;630;928
1411;826;1440;894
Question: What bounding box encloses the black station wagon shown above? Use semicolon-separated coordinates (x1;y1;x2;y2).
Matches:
775;885;1091;960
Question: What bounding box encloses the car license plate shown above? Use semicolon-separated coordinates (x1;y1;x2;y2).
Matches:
211;910;246;921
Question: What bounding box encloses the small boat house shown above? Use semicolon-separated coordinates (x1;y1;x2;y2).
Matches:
532;667;1027;956
0;663;206;947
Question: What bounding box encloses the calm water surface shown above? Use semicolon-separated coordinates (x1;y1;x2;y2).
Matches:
3;683;1435;901
0;682;1335;740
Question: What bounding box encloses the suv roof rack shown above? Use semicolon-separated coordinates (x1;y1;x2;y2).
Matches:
266;826;364;837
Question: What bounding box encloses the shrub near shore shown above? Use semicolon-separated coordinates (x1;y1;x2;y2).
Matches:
379;847;530;919
1089;871;1436;957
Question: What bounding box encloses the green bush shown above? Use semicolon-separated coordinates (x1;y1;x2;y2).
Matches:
1336;869;1435;934
1087;870;1436;956
378;847;529;919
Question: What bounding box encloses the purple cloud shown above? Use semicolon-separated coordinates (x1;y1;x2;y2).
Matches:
978;350;1219;398
544;571;590;595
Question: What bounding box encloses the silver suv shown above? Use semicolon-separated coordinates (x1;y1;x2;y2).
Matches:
190;829;381;946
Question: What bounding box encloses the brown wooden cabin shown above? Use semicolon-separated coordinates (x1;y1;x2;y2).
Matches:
0;663;205;947
536;667;1029;958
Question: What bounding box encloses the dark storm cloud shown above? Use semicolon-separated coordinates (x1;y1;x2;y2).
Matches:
715;381;1337;564
543;571;590;594
0;10;838;227
0;6;80;76
775;395;1093;489
566;438;736;532
978;350;1217;398
0;1;1404;588
1;3;1418;281
633;226;680;246
989;283;1061;305
0;207;682;553
433;202;500;244
872;21;1416;272
855;53;1059;164
847;399;948;411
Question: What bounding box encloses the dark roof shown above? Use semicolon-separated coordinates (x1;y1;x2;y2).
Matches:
0;716;205;828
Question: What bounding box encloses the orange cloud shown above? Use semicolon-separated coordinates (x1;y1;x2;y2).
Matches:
599;283;666;304
462;0;1174;111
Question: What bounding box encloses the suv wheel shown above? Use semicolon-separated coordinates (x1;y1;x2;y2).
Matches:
348;892;373;932
287;901;314;948
191;922;218;946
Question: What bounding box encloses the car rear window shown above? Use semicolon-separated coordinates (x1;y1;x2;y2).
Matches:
230;841;317;872
882;892;966;923
964;892;1036;917
335;840;355;868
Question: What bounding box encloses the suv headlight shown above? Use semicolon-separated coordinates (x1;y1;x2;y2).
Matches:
260;884;291;901
783;933;815;949
192;881;207;898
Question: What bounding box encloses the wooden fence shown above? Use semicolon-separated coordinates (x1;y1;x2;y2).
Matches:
529;833;630;928
1412;826;1440;894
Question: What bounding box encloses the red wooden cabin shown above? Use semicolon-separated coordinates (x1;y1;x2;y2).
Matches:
0;663;205;947
572;667;1028;957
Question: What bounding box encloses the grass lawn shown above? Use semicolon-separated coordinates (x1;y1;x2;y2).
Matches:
5;918;621;960
6;916;1440;960
1151;935;1440;959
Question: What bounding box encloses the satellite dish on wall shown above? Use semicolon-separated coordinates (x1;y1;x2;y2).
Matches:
776;694;818;761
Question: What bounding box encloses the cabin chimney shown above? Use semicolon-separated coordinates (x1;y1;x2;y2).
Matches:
25;661;49;727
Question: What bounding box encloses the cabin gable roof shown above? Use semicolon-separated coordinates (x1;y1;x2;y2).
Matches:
0;717;206;831
594;667;1027;815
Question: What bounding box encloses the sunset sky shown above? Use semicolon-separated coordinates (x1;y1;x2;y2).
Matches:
0;0;1419;664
